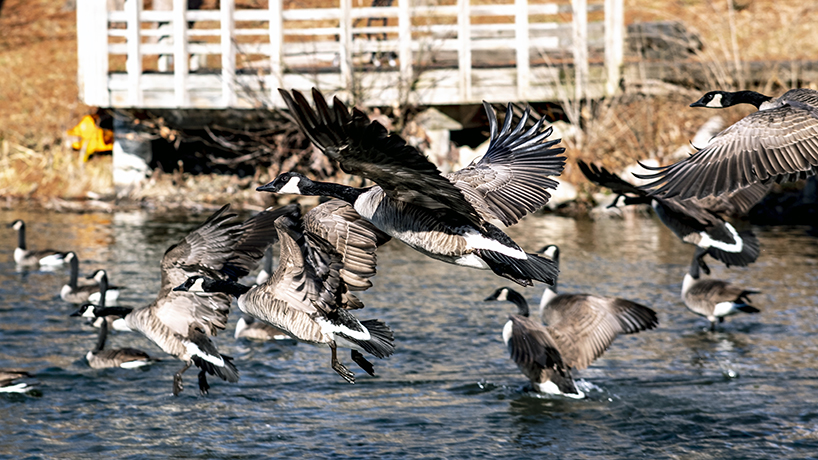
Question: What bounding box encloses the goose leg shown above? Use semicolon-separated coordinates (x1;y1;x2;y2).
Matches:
173;362;191;396
710;321;717;332
330;343;355;384
198;369;210;395
351;349;375;376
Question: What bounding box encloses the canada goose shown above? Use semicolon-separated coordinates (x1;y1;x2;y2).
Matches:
257;88;565;287
485;283;657;398
579;161;765;267
255;246;274;285
7;220;66;267
235;314;290;341
0;369;35;393
71;276;157;369
636;88;818;200
68;204;294;395
60;254;123;304
175;203;394;384
682;249;760;331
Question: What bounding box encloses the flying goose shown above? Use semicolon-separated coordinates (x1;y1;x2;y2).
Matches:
579;161;765;267
71;274;157;369
8;220;66;267
60;254;123;304
682;249;760;331
486;246;658;398
175;203;394;384
636;88;818;200
257;88;565;287
0;369;36;394
71;204;294;395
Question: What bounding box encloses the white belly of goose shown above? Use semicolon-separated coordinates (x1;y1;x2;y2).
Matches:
533;380;586;399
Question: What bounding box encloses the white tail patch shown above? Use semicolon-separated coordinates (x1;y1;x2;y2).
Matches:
0;383;29;393
184;341;225;367
462;230;526;259
120;360;152;369
713;301;742;318
316;317;371;342
533;380;585;399
38;254;65;266
697;223;743;253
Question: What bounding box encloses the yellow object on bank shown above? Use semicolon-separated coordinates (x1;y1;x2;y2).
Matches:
67;115;114;162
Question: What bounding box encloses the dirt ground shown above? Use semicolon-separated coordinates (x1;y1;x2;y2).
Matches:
0;0;815;211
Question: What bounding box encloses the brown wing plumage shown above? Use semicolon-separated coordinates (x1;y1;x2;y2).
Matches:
543;295;658;370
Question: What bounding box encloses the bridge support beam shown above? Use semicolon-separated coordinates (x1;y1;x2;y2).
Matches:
113;117;152;196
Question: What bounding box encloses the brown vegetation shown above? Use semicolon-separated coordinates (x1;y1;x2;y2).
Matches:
0;0;815;210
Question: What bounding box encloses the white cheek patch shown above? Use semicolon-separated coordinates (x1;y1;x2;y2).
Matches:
185;342;225;367
190;278;206;292
496;289;509;301
542;246;558;259
706;93;723;108
277;176;302;194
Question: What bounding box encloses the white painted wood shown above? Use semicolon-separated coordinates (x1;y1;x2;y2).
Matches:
571;0;588;101
457;0;471;101
221;0;236;107
398;0;413;93
77;0;110;106
515;0;529;100
125;0;143;107
339;0;353;92
269;0;284;91
173;0;188;107
603;0;623;96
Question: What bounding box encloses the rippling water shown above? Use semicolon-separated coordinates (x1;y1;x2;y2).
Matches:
1;208;817;459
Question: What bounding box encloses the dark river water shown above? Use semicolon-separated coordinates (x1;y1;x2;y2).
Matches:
1;207;817;459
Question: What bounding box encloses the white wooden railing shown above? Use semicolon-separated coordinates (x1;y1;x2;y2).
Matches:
77;0;623;109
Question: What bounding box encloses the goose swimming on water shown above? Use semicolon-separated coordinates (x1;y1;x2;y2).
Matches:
682;249;760;331
8;220;66;267
636;88;818;200
258;88;565;287
486;245;658;398
0;369;36;394
71;271;157;369
61;254;123;304
175;201;394;384
579;161;766;267
73;204;294;395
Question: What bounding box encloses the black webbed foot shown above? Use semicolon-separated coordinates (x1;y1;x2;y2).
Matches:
172;362;191;396
198;369;210;395
351;349;375;376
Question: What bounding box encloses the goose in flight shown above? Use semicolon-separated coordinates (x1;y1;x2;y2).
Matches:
636;89;818;200
175;201;394;384
258;88;566;287
72;204;294;395
579;160;766;267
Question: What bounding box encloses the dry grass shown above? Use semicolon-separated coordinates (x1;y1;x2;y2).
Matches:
0;0;815;205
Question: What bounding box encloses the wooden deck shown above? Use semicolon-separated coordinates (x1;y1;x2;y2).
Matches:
76;0;624;109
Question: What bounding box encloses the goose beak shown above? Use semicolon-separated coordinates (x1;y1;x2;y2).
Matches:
172;283;187;292
256;181;277;193
483;294;497;301
690;99;706;108
69;308;84;317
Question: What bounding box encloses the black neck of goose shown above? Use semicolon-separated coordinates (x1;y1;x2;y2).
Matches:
688;254;701;280
68;257;79;289
16;224;26;250
623;195;652;206
97;276;108;308
93;316;109;352
730;90;772;109
207;279;252;298
263;247;273;274
95;306;133;318
301;180;366;204
506;289;531;317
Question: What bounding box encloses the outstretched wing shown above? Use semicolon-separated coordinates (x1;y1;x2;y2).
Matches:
279;88;483;228
446;102;566;226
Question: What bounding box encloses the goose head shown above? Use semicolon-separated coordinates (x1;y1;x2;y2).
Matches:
8;220;24;231
539;244;560;265
65;252;77;263
484;287;530;317
71;303;100;318
173;275;213;293
87;269;108;284
257;172;313;195
690;91;730;108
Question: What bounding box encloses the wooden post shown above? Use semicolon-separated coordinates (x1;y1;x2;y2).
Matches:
77;0;110;106
221;0;236;107
571;0;588;101
269;0;284;92
398;0;413;95
604;0;623;96
457;0;471;101
173;0;189;107
339;0;353;92
125;0;143;107
515;0;529;101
